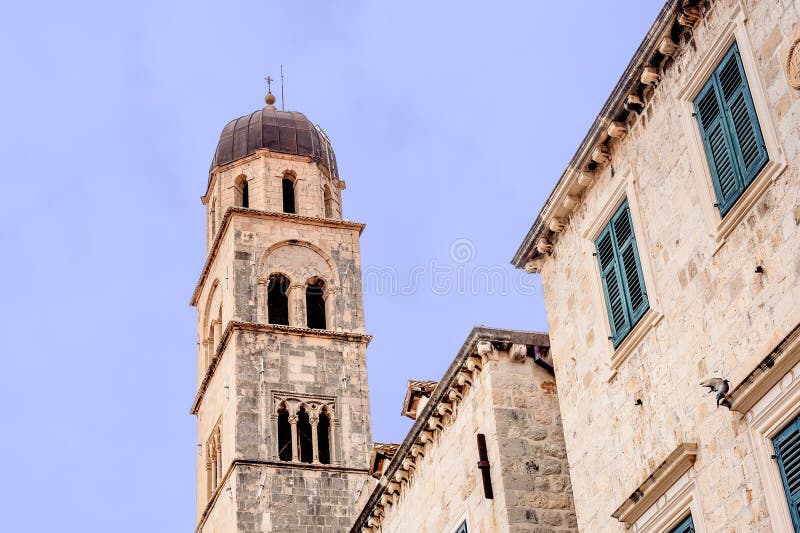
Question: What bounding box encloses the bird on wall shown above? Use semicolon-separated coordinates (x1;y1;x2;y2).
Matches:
700;378;730;408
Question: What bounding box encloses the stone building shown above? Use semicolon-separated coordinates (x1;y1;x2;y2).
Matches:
512;0;800;531
190;90;374;532
189;89;579;531
350;327;577;533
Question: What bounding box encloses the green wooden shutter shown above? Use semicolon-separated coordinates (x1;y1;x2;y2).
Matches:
669;514;695;533
695;79;741;214
611;202;649;326
774;415;800;531
694;42;768;216
596;224;630;345
595;201;649;347
718;43;768;186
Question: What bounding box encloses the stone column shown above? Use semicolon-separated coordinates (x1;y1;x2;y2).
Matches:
310;416;320;464
289;283;305;327
256;278;267;324
289;415;299;461
329;416;339;466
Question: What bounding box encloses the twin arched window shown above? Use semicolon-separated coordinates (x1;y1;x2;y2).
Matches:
266;274;327;329
276;401;333;465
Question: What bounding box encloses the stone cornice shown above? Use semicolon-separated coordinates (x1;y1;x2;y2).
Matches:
350;326;550;533
611;442;698;525
190;207;366;306
195;458;369;532
190;321;372;415
512;0;705;270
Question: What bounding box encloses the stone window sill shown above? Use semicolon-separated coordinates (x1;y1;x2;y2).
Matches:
608;309;664;382
712;160;788;256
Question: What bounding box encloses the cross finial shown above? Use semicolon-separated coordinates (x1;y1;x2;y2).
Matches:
264;76;277;108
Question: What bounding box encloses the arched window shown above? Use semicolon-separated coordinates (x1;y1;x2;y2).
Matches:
277;404;292;461
282;177;296;214
267;274;290;326
318;408;331;465
234;175;249;208
323;185;334;218
306;279;326;330
297;405;313;463
206;324;216;366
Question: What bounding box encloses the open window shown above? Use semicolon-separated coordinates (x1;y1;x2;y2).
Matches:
306;279;326;329
267;274;290;326
234;175;249;208
318;407;331;465
282;176;296;214
297;405;313;463
277;403;292;461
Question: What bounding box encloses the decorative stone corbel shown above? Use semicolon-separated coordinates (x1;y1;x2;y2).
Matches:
436;403;452;417
456;370;473;388
641;66;660;86
548;218;567;232
387;481;400;495
677;6;701;27
410;443;425;458
476;340;493;359
394;469;408;483
447;389;462;403
509;344;527;362
578;170;594;187
427;417;443;431
607;121;628;139
379;494;392;507
658;36;678;57
536;237;554;255
523;258;543;274
367;516;380;528
624;94;644;113
465;355;482;372
562;194;580;212
592;145;611;165
419;430;434;443
402;457;415;471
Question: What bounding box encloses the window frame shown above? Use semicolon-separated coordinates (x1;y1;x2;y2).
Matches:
773;414;800;530
582;171;663;376
677;11;787;251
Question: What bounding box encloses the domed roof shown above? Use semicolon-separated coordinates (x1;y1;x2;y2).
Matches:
212;108;338;178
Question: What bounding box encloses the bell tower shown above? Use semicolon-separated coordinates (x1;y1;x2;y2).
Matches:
190;87;373;532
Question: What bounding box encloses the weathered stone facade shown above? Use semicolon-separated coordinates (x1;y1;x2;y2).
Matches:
191;101;373;532
513;0;800;531
352;328;578;533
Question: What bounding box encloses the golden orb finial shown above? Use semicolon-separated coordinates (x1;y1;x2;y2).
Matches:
264;76;277;109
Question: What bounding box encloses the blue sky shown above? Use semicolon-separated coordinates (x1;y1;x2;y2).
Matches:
0;1;663;530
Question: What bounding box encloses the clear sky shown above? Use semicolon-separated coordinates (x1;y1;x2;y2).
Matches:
0;1;664;530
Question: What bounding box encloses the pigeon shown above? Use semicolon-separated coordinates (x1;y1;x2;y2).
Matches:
700;378;730;407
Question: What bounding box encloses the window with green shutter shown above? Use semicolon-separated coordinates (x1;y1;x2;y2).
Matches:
774;414;800;531
669;514;695;533
455;521;468;533
595;200;649;348
694;42;768;216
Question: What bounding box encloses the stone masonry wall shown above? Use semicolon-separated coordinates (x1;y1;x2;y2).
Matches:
376;353;576;533
538;0;800;530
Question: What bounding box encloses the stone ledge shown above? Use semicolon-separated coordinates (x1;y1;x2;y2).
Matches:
190;321;372;415
611;442;698;526
728;320;800;413
190;207;366;306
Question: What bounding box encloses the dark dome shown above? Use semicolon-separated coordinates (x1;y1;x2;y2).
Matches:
212;108;338;178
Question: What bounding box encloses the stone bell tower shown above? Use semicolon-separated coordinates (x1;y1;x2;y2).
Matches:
190;87;373;532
